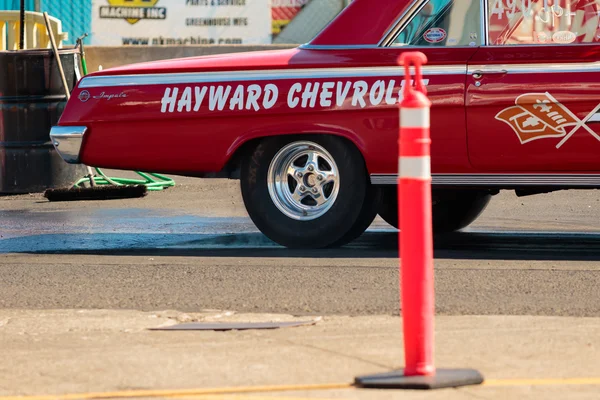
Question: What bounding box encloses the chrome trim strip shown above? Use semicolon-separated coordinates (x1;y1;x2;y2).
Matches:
80;60;600;89
78;65;466;88
481;0;489;46
371;174;600;186
468;63;600;74
299;44;381;50
379;0;429;47
49;126;87;164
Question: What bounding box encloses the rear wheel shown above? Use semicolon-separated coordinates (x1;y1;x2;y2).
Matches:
241;135;378;248
378;187;492;233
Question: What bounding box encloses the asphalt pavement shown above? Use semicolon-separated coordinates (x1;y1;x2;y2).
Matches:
1;177;599;316
1;176;599;398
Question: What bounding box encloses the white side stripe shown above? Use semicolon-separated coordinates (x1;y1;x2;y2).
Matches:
78;66;466;89
399;156;431;179
401;108;430;128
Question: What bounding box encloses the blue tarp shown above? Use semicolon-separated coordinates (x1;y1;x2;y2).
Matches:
0;0;92;45
0;0;36;10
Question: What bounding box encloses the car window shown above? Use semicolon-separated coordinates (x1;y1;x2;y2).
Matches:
392;0;482;47
489;0;600;45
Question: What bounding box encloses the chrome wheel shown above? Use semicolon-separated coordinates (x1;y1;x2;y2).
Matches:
267;141;340;221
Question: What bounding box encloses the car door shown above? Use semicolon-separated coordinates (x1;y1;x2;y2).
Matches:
369;0;481;179
466;0;600;172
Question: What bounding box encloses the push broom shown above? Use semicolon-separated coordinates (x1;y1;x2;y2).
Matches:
41;12;148;201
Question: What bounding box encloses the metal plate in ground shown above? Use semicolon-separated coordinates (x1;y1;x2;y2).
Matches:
150;320;318;331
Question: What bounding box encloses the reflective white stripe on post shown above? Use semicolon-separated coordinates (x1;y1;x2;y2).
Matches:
399;156;431;179
400;108;430;128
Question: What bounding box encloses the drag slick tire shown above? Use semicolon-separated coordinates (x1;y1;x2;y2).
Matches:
377;187;492;233
240;135;379;248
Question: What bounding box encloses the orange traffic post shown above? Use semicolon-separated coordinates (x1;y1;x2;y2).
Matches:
398;51;435;377
355;52;484;390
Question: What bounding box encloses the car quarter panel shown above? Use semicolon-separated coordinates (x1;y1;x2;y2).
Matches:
58;47;475;175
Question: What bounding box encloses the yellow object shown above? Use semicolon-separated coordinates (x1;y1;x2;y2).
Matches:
0;11;68;50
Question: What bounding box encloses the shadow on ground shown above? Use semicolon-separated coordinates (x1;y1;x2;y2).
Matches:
2;207;600;260
3;230;600;261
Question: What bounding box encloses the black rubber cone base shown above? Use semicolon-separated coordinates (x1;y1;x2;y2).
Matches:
355;368;484;390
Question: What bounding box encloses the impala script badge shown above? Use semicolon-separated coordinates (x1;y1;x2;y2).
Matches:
93;91;128;101
78;90;127;102
496;92;600;148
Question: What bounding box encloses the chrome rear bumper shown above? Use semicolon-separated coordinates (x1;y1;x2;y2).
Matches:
49;126;87;164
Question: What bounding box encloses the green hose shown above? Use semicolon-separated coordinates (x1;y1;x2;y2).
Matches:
73;168;175;191
74;34;175;192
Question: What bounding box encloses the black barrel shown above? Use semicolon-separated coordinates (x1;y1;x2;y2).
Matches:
0;47;86;194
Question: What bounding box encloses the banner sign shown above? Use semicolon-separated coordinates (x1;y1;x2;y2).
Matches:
91;0;272;46
271;0;308;35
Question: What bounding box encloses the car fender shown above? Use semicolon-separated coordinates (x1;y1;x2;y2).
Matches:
226;123;368;171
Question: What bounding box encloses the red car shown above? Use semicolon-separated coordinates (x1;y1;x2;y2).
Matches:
51;0;600;248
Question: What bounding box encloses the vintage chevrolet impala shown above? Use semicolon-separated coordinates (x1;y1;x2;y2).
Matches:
51;0;600;248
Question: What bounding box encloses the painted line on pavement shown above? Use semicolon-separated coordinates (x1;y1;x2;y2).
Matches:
484;378;600;386
162;396;341;400
2;378;600;400
0;383;352;400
